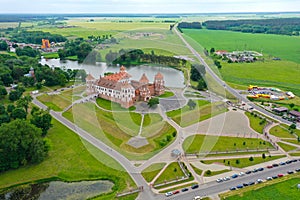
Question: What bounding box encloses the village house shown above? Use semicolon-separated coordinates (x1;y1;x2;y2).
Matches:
86;66;165;108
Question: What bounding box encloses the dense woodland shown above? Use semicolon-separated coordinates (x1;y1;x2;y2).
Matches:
203;18;300;36
106;49;187;69
178;22;202;29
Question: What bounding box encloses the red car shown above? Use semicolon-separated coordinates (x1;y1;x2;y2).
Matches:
267;165;273;169
278;174;284;177
173;190;180;195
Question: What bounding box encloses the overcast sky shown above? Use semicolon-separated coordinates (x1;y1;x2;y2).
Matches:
0;0;299;14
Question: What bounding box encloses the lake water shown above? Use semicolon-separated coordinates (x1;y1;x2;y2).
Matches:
40;58;185;88
1;180;114;200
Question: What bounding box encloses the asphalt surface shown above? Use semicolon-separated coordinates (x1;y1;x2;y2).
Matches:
166;161;300;200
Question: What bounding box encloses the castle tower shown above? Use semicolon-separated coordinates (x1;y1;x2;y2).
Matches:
85;73;96;95
139;73;151;101
154;72;165;96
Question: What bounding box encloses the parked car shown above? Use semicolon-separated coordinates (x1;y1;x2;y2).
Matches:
172;190;180;195
231;174;238;178
248;181;255;185
258;167;264;171
243;183;249;187
191;184;199;189
230;187;236;191
216;178;223;183
266;165;273;169
257;179;263;183
245;170;252;174
295;168;300;172
237;184;244;189
287;170;294;174
194;196;201;200
272;163;279;167
223;176;230;181
181;188;188;192
239;172;245;176
278;174;284;177
286;160;292;164
272;175;278;179
279;162;286;165
266;177;272;181
165;192;173;197
252;168;258;173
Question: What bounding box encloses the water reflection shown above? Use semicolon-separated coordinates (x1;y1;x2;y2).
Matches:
40;58;185;88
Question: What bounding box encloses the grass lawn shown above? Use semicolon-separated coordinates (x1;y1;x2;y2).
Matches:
37;94;71;111
277;142;298;152
63;103;176;160
166;100;227;127
191;164;203;176
202;155;285;168
141;163;166;183
183;29;300;96
221;175;300;200
281;124;300;138
42;52;59;59
204;169;231;177
96;98;136;111
183;135;273;154
282;139;300;145
141;113;167;137
0;119;136;199
269;125;295;138
155;162;187;184
245;112;267;134
159;91;175;98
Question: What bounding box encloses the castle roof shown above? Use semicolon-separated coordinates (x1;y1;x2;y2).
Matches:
155;72;163;79
139;73;149;84
102;66;131;82
86;73;95;80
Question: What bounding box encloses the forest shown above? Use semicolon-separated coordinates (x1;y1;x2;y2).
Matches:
203;18;300;36
11;30;67;44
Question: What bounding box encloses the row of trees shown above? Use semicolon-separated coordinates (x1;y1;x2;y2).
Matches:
11;30;67;44
203;18;300;36
178;22;202;29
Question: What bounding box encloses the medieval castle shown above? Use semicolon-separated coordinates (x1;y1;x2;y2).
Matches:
86;66;165;108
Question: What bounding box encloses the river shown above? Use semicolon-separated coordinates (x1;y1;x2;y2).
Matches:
40;58;185;88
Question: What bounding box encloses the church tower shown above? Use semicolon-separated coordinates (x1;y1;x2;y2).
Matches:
154;72;165;96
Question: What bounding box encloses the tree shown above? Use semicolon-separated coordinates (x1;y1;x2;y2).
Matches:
290;123;296;130
0;120;49;172
197;78;207;91
290;103;295;108
210;47;215;54
16;95;33;113
206;170;212;175
0;86;7;99
0;40;8;51
262;153;266;159
11;107;27;120
249;156;254;161
148;97;159;108
187;99;197;110
236;159;240;164
30;109;52;136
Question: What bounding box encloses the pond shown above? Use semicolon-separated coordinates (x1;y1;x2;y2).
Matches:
1;180;114;200
40;58;185;88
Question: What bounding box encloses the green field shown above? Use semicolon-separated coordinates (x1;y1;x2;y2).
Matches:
204;169;231;177
202;155;284;168
141;163;166;183
183;29;300;96
0;119;136;199
222;176;300;200
183;135;273;154
269;125;295;138
277;142;298;152
154;162;186;184
166;100;227;127
245;112;267;134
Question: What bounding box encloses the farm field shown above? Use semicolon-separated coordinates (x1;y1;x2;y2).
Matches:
183;134;273;154
0;119;136;199
182;29;300;96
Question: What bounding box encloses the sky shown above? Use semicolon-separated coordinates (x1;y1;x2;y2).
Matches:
0;0;299;14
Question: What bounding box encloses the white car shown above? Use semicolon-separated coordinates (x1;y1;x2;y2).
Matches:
257;179;263;183
216;178;223;183
165;192;173;197
239;172;245;176
194;196;201;200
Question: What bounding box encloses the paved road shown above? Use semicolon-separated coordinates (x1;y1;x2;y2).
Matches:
173;27;294;128
167;161;300;200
